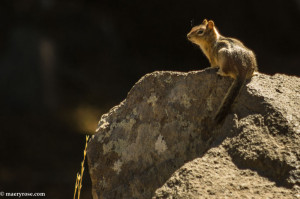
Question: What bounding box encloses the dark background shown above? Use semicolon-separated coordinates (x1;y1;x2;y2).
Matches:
0;0;299;198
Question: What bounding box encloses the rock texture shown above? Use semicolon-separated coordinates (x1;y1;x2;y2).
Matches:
87;68;300;199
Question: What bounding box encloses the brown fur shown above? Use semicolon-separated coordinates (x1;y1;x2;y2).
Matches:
187;19;257;124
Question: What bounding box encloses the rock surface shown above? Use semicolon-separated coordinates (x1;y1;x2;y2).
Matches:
87;68;300;199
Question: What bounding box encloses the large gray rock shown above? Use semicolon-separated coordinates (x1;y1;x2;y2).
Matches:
87;68;300;199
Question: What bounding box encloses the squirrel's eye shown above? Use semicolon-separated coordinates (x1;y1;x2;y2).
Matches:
197;30;204;35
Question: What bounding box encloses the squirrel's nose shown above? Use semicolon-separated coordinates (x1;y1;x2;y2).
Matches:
187;33;191;39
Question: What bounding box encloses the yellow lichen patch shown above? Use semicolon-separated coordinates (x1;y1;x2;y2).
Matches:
112;160;123;175
147;93;158;106
155;134;168;154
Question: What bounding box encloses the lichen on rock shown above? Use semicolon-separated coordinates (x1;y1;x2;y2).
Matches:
87;69;300;199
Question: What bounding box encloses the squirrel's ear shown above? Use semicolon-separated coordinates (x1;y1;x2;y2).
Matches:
202;19;208;25
207;20;214;29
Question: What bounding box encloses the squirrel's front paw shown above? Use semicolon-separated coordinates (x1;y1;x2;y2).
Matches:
217;69;227;77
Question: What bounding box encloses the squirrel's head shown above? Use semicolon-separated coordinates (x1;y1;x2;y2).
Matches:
187;19;219;46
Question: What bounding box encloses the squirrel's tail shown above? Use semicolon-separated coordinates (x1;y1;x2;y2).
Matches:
214;75;245;124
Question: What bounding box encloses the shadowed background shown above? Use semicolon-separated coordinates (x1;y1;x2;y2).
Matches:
0;0;299;198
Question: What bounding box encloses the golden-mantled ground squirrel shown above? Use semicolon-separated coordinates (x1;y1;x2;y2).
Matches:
187;19;258;124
